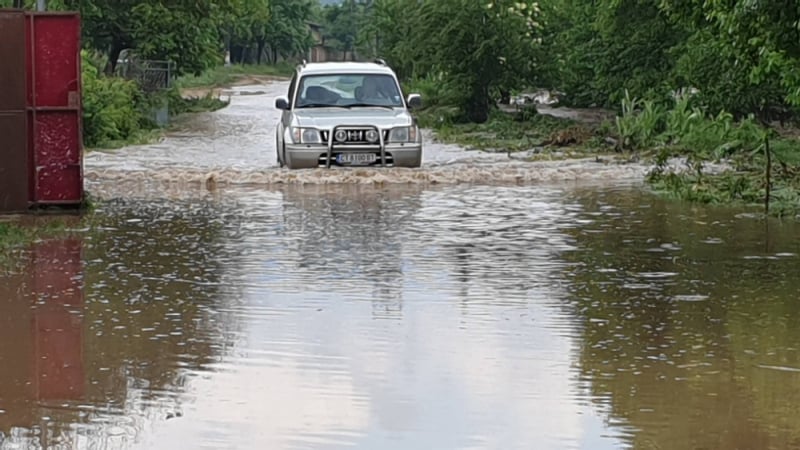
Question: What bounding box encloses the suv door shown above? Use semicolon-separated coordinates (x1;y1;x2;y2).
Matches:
277;72;298;165
282;73;298;128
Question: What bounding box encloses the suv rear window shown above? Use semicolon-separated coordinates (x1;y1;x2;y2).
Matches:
295;73;403;108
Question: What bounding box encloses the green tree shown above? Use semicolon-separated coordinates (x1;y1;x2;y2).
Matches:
701;0;800;107
414;0;542;122
225;0;271;64
663;0;800;120
539;0;685;108
358;0;417;78
60;0;238;75
262;0;314;64
321;0;363;60
355;0;543;122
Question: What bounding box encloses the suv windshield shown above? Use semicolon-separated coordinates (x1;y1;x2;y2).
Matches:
295;73;404;108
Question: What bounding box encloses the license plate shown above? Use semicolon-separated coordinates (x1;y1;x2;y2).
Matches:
337;153;376;165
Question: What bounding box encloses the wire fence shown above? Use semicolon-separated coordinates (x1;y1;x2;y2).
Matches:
117;58;175;93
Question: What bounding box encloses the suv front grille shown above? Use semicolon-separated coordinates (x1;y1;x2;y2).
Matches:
321;127;390;145
344;129;368;143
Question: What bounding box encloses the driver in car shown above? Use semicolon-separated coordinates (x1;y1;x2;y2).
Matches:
357;77;389;103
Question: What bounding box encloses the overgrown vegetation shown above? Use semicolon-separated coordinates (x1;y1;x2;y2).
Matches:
81;51;151;148
175;63;295;89
80;52;227;149
343;0;800;215
421;110;605;159
616;92;800;216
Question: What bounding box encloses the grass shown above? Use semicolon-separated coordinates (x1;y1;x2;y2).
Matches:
616;90;800;217
647;168;800;218
175;63;295;89
0;192;99;267
174;93;230;114
0;218;85;271
88;128;165;151
0;219;71;266
416;107;617;160
0;222;32;250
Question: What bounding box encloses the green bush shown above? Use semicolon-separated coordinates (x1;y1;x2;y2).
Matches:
615;91;765;156
81;51;146;148
402;74;462;127
81;52;235;149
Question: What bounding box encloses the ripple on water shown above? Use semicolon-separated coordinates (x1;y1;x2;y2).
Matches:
7;125;800;450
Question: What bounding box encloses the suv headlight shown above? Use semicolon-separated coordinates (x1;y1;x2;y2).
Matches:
292;127;323;144
387;126;418;143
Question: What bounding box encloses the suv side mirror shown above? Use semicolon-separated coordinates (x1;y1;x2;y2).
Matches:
275;96;290;110
406;94;422;109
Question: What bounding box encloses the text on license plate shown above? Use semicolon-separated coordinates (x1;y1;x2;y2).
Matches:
337;153;376;164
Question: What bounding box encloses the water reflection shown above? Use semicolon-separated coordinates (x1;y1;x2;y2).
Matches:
2;184;799;449
0;238;85;447
131;184;620;450
0;203;237;448
561;187;800;450
280;184;413;318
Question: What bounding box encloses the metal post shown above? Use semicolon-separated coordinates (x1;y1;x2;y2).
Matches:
379;131;386;167
326;129;333;168
37;0;46;11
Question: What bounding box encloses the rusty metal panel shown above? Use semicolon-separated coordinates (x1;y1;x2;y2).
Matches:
0;10;27;110
26;12;83;206
0;10;30;212
26;14;81;107
0;113;29;211
32;111;83;202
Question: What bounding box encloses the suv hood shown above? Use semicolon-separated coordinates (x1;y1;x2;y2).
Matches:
292;107;413;129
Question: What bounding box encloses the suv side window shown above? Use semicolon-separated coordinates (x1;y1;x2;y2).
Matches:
287;73;298;106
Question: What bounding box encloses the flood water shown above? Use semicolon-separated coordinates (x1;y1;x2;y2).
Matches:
82;81;669;189
2;82;800;449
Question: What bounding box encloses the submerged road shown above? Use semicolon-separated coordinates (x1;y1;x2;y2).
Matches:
0;81;798;450
83;80;660;194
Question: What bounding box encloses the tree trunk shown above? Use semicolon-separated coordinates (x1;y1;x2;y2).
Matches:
466;84;491;123
499;90;511;105
230;44;244;64
257;39;265;65
105;41;125;76
765;135;771;215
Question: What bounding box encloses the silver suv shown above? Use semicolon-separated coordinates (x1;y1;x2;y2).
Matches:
274;60;423;169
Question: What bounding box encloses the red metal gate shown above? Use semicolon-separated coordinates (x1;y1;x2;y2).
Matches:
25;12;84;206
0;9;82;213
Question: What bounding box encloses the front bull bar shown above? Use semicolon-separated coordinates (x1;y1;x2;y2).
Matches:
326;125;387;168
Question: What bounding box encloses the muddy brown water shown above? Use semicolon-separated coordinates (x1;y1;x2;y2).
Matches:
1;82;799;450
82;81;725;190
